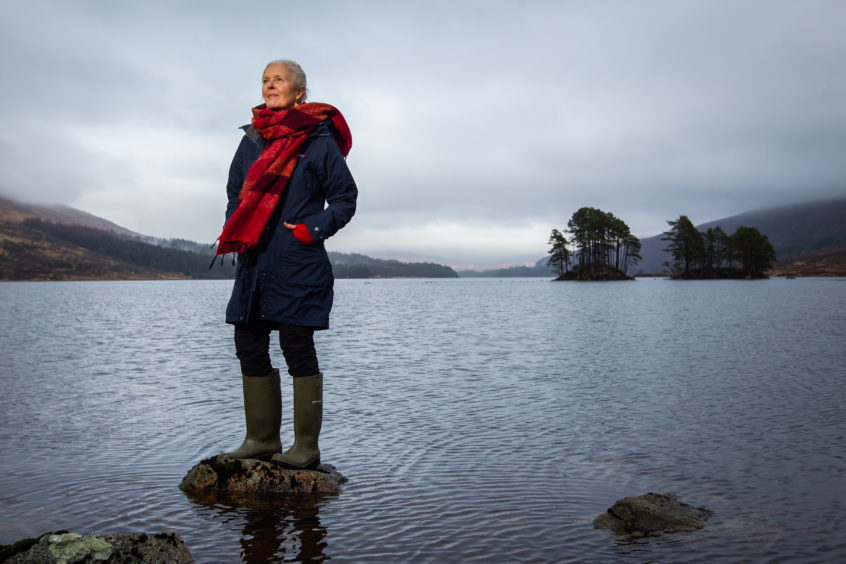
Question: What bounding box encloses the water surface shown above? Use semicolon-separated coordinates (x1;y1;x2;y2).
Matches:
1;277;844;562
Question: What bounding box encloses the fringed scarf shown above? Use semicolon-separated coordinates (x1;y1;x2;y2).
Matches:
214;102;352;256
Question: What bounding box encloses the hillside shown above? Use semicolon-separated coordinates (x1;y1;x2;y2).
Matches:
0;195;139;238
328;251;457;278
460;198;846;277
634;198;846;275
1;216;237;281
767;246;846;277
0;196;458;281
459;259;554;278
4;195;843;280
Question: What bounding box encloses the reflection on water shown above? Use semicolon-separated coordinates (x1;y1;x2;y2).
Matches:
184;492;328;562
0;277;844;562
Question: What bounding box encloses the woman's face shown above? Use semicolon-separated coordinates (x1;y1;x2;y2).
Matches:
262;63;305;110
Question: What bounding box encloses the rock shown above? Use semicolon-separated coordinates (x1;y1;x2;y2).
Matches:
593;492;713;536
2;531;194;563
179;456;347;497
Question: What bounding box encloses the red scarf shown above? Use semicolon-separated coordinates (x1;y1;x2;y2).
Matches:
215;103;352;255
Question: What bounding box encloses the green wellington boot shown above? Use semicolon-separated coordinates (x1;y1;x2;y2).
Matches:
271;373;322;469
221;369;282;460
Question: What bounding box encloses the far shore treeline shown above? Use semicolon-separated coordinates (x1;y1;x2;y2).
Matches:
2;195;844;281
1;218;458;281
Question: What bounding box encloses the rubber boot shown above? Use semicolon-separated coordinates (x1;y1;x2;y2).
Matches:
272;373;322;469
220;369;282;460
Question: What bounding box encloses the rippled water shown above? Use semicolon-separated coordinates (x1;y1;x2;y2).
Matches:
1;277;844;562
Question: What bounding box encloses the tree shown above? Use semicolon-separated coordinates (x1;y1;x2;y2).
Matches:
621;233;643;276
662;215;706;275
554;207;640;279
712;226;731;268
660;215;776;279
704;227;718;273
566;207;597;268
606;214;642;275
731;226;775;277
547;229;570;278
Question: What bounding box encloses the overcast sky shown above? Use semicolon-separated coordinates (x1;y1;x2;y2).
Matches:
2;0;845;268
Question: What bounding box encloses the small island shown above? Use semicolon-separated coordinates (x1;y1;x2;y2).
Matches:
545;208;778;280
661;215;775;279
547;207;641;281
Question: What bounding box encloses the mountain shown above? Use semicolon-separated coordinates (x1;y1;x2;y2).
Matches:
3;195;843;280
0;195;458;280
327;251;458;278
634;198;846;275
1;218;237;282
0;195;139;238
458;198;846;277
459;259;554;277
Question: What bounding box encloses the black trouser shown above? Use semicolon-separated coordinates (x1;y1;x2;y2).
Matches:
234;320;319;377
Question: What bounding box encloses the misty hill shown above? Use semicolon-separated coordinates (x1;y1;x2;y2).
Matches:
0;195;458;280
2;215;237;281
0;195;140;237
635;198;846;275
459;260;554;278
461;198;846;277
328;251;457;278
4;195;843;280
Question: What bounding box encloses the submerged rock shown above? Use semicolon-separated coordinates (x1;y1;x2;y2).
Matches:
593;492;713;536
2;531;194;563
179;456;347;497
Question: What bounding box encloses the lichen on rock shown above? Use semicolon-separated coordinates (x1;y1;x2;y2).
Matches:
179;456;347;497
45;533;113;562
593;492;713;536
2;531;194;563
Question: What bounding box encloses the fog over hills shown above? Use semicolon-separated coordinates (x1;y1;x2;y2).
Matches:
2;194;844;279
634;198;846;275
463;197;846;276
0;194;457;280
0;195;139;237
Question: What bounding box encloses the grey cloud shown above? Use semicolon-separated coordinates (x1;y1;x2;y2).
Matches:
1;0;844;265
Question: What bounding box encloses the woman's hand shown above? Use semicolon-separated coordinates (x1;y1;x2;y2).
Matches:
284;221;315;245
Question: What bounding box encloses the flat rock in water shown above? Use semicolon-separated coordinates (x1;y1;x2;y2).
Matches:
2;531;194;563
593;492;713;536
179;456;347;496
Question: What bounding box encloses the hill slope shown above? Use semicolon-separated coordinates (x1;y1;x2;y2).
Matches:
0;195;458;280
635;198;846;275
459;198;846;277
0;195;139;237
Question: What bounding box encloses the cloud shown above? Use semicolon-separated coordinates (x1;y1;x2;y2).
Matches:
1;0;845;266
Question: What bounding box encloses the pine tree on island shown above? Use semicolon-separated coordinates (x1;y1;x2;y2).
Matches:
661;215;775;279
547;207;641;280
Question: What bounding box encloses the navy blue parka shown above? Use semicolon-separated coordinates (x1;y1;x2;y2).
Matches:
224;120;357;329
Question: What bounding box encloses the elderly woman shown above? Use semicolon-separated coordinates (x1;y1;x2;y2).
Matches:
215;59;357;469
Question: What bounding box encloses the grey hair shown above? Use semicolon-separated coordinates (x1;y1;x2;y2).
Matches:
265;59;308;103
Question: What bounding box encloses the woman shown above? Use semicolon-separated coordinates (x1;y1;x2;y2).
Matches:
215;59;357;469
